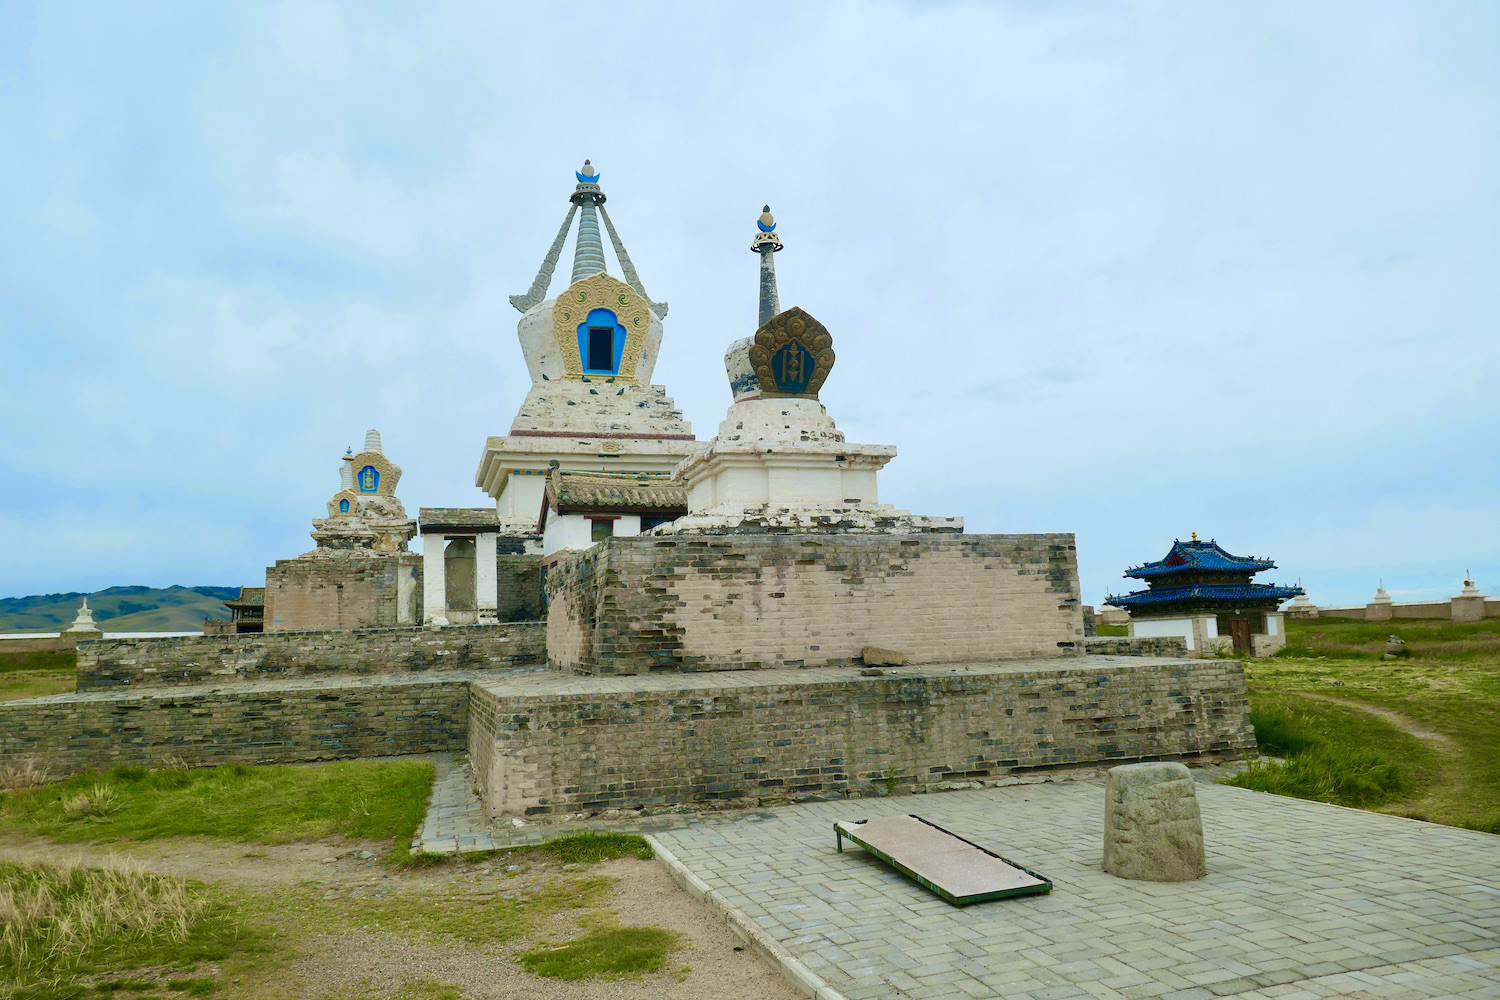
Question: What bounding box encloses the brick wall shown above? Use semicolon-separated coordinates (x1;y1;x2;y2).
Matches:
546;533;1085;674
265;553;421;631
75;623;545;691
1;675;475;777
1082;636;1189;657
467;656;1255;818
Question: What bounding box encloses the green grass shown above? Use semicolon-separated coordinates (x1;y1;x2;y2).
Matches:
0;761;434;855
1232;619;1500;830
0;651;76;703
1277;615;1500;660
538;832;653;864
0;859;269;999
1225;697;1422;809
1093;624;1128;636
0;651;76;674
519;926;679;981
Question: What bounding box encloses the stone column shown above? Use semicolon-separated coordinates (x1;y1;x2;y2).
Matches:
476;532;499;622
423;534;448;625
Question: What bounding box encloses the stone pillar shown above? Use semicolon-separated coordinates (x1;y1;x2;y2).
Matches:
476;532;499;622
1103;762;1206;882
423;534;448;625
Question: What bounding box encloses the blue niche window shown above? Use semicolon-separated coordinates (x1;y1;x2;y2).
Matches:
339;498;351;513
576;308;627;375
358;466;380;493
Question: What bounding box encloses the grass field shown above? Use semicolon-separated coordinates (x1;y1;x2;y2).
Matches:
0;651;76;704
0;760;434;855
0;757;680;996
1227;617;1500;833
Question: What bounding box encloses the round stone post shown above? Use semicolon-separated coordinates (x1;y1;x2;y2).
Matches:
1103;762;1206;882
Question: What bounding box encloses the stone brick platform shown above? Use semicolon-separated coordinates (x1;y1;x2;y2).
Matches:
0;669;535;775
653;779;1500;1000
467;655;1253;820
75;623;545;691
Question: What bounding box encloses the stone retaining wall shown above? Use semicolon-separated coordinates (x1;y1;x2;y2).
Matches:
546;532;1085;674
0;674;483;776
76;623;546;691
1082;636;1190;657
467;656;1254;819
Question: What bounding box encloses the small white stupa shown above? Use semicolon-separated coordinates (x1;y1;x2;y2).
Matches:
1453;570;1486;620
1285;579;1317;618
63;598;101;633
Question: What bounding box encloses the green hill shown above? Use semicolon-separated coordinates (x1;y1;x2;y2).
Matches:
0;586;238;633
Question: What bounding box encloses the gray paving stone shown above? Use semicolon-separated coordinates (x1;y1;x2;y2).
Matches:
653;779;1500;1000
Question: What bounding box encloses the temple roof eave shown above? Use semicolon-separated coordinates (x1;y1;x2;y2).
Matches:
1104;583;1306;610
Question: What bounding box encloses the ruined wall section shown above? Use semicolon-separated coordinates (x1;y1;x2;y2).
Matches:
546;533;1085;674
75;623;545;691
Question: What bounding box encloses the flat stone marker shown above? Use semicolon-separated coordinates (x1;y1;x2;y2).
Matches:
836;814;1051;905
1103;761;1206;882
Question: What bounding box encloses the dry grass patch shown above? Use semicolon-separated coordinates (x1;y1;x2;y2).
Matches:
0;858;267;998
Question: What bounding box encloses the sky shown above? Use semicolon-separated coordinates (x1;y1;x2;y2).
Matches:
1;1;1497;609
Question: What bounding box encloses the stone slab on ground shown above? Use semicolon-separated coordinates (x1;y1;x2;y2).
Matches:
652;780;1500;1000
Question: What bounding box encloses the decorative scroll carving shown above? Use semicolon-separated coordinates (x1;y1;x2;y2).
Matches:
748;306;835;398
552;272;653;380
347;451;400;495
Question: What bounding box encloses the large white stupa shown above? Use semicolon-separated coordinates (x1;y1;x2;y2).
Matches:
473;161;697;539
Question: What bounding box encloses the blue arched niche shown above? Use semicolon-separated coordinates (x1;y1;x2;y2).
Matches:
577;308;628;375
358;466;380;493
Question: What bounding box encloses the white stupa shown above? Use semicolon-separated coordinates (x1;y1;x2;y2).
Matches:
62;598;101;634
666;206;959;535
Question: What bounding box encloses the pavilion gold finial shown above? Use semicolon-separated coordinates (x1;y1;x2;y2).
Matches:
1191;531;1198;541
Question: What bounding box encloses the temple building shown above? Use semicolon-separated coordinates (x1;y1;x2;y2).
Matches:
1105;535;1303;656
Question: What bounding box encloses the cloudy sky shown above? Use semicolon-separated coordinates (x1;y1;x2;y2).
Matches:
1;1;1496;608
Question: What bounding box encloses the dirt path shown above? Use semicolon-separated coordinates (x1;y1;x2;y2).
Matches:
1294;692;1459;751
0;833;802;1000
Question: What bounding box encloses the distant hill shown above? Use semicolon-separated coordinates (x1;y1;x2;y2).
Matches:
0;586;238;633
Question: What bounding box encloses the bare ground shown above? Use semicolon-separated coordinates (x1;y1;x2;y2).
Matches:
0;832;804;1000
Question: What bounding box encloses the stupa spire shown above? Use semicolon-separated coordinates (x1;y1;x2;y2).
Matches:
752;205;783;328
569;160;607;283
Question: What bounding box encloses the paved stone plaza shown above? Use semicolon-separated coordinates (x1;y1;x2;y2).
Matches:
653;778;1500;1000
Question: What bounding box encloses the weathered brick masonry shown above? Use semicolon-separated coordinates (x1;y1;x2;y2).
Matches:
466;656;1254;819
546;533;1086;674
1082;636;1189;658
265;553;422;631
76;623;545;691
0;673;495;777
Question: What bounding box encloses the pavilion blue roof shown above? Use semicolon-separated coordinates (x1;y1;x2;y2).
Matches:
1125;539;1276;581
1105;583;1304;609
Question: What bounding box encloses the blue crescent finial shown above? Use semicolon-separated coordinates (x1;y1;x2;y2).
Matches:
576;159;599;183
757;205;776;232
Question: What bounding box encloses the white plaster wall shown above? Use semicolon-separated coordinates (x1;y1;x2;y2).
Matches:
543;512;593;555
542;512;641;554
517;299;563;382
497;475;548;529
1266;613;1282;636
1130;617;1198;651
